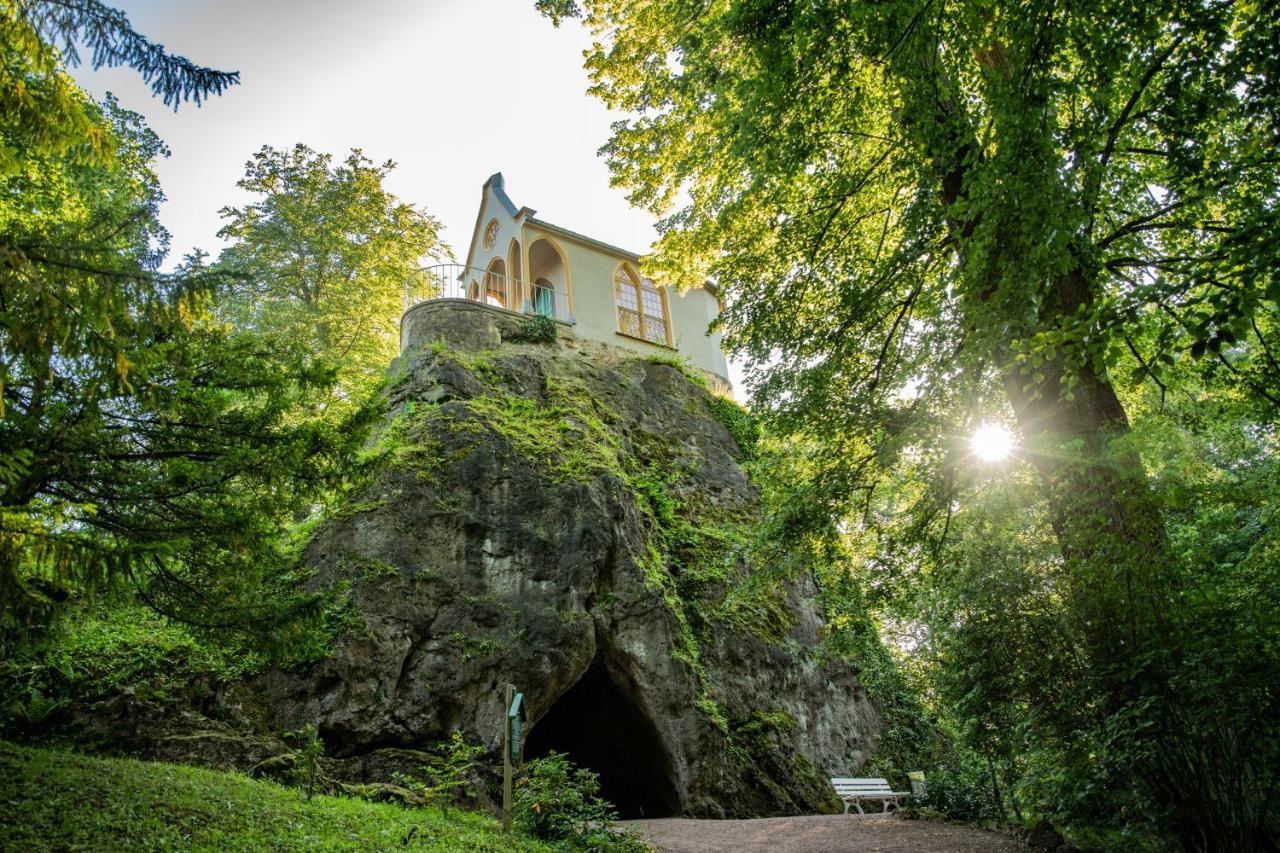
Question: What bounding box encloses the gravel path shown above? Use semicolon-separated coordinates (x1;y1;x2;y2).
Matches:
621;813;1028;853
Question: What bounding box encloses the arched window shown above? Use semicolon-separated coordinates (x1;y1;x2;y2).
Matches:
527;237;568;320
531;277;555;317
614;264;671;346
483;258;508;307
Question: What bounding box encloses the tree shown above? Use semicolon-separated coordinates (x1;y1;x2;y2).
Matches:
1;0;238;174
216;144;447;408
0;4;362;650
542;0;1279;845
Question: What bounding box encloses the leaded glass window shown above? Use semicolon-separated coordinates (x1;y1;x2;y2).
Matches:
614;265;670;345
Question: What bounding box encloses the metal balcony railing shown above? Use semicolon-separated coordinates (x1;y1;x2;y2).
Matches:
403;264;570;323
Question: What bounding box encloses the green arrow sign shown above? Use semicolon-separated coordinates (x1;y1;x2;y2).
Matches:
507;691;525;761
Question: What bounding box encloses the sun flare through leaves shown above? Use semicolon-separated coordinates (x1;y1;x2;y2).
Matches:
969;423;1014;462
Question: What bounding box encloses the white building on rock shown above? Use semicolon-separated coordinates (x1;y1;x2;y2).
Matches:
402;173;730;390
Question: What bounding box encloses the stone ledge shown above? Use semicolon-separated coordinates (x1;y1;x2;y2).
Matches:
400;299;575;353
400;298;732;393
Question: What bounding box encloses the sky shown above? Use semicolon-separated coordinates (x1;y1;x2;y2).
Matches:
70;0;658;276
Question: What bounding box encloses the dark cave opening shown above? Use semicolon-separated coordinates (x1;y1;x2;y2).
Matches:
523;659;680;819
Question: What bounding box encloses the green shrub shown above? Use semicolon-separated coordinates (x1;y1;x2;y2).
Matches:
283;724;325;800
514;753;649;852
514;314;558;344
925;758;1004;823
393;731;484;806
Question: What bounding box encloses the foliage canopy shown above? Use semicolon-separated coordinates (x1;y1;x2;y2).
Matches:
216;144;447;409
544;0;1280;846
0;4;366;651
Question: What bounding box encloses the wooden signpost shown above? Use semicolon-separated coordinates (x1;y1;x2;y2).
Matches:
501;684;525;833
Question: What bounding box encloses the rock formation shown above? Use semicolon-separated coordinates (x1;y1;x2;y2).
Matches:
254;301;883;818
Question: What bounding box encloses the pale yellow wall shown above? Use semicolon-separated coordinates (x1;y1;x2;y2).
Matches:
455;183;730;386
465;186;525;306
668;284;730;383
521;224;729;384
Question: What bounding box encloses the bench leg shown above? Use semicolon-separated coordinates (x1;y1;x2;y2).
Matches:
843;801;850;815
855;800;865;815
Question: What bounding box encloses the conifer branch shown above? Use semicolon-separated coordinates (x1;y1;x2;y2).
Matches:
17;0;239;108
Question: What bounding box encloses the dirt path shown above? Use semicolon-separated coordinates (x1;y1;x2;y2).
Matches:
621;813;1028;853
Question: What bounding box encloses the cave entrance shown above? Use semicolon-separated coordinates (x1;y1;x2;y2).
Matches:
523;659;680;819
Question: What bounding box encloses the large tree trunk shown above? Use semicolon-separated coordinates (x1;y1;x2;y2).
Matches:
1001;354;1177;669
917;82;1180;681
997;266;1177;678
891;36;1242;849
923;90;1212;838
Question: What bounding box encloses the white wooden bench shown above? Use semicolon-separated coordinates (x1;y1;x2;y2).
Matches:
830;777;910;814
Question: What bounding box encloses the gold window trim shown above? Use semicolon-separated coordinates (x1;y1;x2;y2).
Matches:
613;263;672;347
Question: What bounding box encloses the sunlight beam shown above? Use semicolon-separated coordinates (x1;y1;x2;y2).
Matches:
970;423;1015;462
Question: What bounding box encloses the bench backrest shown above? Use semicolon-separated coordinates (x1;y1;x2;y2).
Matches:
830;777;895;796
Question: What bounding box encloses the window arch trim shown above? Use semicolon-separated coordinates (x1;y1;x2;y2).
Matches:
613;262;672;347
525;232;574;315
482;256;509;307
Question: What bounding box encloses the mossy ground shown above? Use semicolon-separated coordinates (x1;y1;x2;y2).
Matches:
0;741;552;852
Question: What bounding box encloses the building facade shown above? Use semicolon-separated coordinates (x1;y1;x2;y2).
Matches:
402;173;730;389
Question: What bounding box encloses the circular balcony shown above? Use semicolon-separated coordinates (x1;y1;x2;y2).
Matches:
403;263;569;322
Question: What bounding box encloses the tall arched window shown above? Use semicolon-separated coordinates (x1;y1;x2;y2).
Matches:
477;258;509;308
614;264;671;346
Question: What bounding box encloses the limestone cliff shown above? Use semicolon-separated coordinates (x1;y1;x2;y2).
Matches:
256;302;883;818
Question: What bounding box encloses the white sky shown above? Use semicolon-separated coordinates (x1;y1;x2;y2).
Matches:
71;0;656;263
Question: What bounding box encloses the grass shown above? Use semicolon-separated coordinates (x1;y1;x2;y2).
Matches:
0;741;553;852
643;352;708;388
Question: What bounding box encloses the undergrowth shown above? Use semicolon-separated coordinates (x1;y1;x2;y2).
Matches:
0;741;551;851
0;605;260;739
515;752;650;852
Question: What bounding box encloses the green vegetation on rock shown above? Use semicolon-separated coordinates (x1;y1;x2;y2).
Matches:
644;352;708;388
705;396;760;461
457;387;626;485
512;314;559;344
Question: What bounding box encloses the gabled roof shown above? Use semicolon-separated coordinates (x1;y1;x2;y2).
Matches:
488;172;521;218
524;215;641;262
465;172;643;262
463;173;718;295
463;173;524;271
